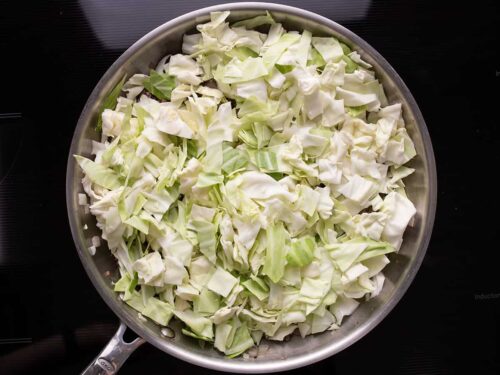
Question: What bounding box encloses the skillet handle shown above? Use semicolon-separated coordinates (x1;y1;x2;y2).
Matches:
81;322;145;375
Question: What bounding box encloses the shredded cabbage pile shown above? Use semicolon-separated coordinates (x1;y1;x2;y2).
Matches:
75;11;417;357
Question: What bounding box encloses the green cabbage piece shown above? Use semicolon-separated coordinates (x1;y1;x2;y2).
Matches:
143;69;176;100
263;222;288;283
96;75;126;131
287;235;315;267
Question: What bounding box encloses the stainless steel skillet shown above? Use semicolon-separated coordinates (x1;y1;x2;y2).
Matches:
66;3;437;373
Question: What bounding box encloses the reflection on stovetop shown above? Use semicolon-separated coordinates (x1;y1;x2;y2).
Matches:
78;0;371;49
1;323;116;374
0;0;498;374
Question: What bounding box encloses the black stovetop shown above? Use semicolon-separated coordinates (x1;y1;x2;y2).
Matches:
1;0;498;374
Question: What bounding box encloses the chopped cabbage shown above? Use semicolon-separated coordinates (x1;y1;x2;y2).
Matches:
77;11;417;357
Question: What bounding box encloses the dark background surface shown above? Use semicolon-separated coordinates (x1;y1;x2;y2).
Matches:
0;0;498;374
